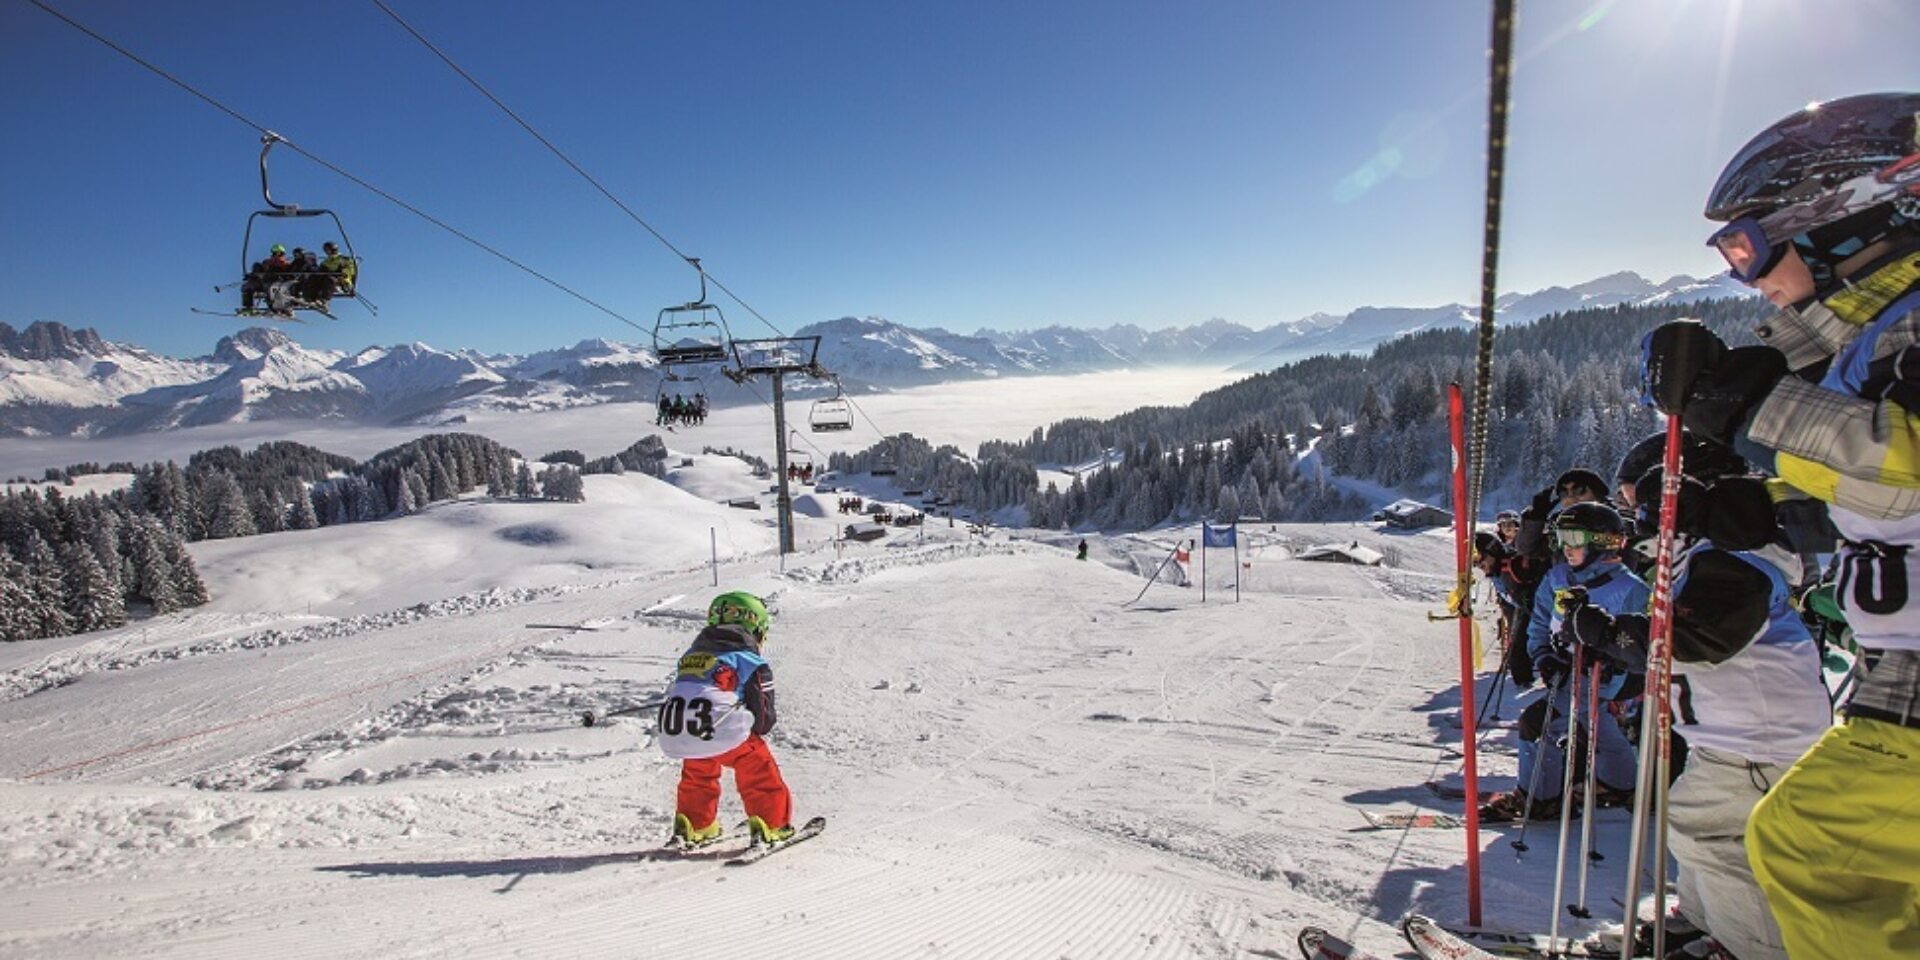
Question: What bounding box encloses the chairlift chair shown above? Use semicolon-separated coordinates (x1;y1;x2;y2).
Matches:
200;134;368;322
809;377;854;432
653;260;733;366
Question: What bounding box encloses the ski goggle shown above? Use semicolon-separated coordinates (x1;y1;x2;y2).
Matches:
1706;217;1785;284
1550;528;1623;551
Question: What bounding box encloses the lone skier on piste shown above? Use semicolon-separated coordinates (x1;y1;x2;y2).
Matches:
658;591;796;848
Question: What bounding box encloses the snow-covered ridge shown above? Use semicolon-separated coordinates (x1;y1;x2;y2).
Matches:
0;269;1751;437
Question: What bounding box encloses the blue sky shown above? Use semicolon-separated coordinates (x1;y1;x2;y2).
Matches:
3;1;1917;358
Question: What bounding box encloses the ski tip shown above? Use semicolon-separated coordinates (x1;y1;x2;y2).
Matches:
1298;925;1389;960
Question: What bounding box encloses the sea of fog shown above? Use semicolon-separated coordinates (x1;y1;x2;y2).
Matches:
0;367;1242;477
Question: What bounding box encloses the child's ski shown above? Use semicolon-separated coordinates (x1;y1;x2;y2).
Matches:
1401;915;1621;959
1298;926;1392;960
1358;809;1465;830
1402;915;1506;959
1424;780;1494;802
724;816;827;866
655;819;750;857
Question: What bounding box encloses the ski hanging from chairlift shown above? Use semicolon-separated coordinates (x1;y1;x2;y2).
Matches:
196;134;372;322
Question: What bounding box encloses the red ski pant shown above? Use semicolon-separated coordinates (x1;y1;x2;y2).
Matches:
675;735;791;830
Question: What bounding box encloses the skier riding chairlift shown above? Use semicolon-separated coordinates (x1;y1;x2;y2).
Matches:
201;133;369;322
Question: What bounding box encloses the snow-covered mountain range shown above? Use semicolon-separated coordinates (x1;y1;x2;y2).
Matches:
0;270;1750;437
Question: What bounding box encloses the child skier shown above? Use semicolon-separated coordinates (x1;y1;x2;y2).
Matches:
1480;501;1650;822
658;591;795;847
1568;468;1830;960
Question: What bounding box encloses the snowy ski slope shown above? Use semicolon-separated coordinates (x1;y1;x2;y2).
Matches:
0;460;1653;958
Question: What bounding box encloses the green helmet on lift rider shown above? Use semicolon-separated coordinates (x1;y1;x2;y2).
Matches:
708;591;770;640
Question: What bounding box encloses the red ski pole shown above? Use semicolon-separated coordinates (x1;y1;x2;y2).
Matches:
1619;413;1685;958
1447;382;1483;926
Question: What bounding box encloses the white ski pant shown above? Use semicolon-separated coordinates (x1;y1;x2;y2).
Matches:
1668;745;1790;960
1517;673;1635;801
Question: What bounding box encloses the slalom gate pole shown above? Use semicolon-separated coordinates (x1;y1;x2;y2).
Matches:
1619;415;1686;959
1446;382;1483;924
1201;525;1208;603
1232;523;1241;602
1571;659;1604;918
1547;645;1585;953
1124;541;1184;606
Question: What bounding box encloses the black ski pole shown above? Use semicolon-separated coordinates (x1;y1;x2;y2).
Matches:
1570;659;1605;919
1510;670;1568;855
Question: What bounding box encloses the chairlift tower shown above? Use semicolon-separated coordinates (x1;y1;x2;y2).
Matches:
726;336;827;555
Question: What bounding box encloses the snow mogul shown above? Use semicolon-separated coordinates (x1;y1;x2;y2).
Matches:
658;591;795;847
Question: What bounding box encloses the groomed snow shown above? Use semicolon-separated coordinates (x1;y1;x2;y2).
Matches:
0;465;1647;958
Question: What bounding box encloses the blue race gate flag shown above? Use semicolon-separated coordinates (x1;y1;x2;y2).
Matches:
1203;523;1236;548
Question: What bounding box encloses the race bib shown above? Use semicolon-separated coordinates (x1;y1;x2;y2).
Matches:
655;676;754;759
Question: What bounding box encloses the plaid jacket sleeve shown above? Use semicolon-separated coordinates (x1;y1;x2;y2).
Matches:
1746;375;1920;520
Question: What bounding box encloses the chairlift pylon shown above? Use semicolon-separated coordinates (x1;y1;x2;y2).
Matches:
199;133;369;322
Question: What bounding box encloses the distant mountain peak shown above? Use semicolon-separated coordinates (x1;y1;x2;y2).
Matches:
0;320;110;361
211;327;296;364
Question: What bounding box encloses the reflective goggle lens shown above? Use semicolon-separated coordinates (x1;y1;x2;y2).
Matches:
1706;218;1776;284
1552;528;1620;550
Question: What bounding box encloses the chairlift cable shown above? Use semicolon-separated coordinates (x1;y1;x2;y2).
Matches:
24;0;644;333
368;0;790;342
369;0;917;467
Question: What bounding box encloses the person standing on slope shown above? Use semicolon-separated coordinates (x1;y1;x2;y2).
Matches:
1642;91;1920;960
658;591;796;847
1481;501;1650;822
1568;468;1831;960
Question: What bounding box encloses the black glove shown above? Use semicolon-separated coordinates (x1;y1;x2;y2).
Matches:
1642;320;1726;415
1534;649;1571;689
1525;485;1556;522
1682;346;1789;446
1567;604;1617;653
1555;585;1590;616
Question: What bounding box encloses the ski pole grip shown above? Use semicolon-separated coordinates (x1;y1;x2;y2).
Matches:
1642;319;1722;416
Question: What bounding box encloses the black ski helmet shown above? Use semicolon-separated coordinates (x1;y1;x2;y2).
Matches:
1551;500;1627;541
1706;92;1920;225
1613;430;1748;490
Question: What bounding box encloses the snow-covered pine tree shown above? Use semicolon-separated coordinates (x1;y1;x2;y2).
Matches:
288;488;319;530
130;515;181;614
0;554;35;641
20;532;74;638
515;462;537;500
161;532;210;608
201;471;257;540
61;542;125;633
542;465;585;502
394;469;420;515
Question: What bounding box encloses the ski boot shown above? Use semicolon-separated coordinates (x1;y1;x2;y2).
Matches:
1630;909;1705;957
1478;789;1560;823
671;814;724;847
1586;780;1636;809
747;815;795;845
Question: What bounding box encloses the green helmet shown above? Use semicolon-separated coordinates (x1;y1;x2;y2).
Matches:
271;244;286;255
707;591;770;637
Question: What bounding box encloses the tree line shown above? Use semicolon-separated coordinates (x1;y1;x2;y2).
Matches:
843;297;1773;531
0;431;674;642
